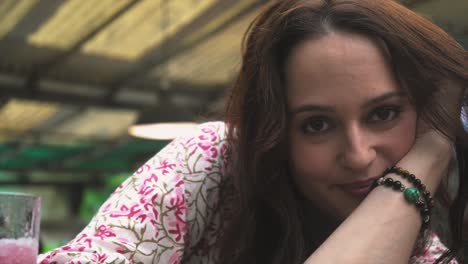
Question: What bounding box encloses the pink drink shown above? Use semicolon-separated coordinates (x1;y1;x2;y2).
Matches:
0;238;38;264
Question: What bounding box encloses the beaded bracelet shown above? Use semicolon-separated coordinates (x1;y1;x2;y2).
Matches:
383;166;434;210
372;176;431;230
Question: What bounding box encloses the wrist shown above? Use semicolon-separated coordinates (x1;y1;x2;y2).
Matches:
374;167;434;232
396;135;452;193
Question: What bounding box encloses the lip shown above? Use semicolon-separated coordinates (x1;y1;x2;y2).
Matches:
336;177;379;198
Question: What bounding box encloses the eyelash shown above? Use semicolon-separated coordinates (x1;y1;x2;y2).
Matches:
300;116;333;135
368;106;402;123
300;105;403;135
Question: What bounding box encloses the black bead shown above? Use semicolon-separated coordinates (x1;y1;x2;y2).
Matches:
384;167;392;175
392;181;402;190
429;199;435;208
422;215;430;224
384;178;394;186
415;201;425;209
420;184;426;191
414;179;421;187
422;208;430;215
409;174;416;181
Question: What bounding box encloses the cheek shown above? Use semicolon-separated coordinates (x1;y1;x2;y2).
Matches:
382;110;418;163
289;138;336;184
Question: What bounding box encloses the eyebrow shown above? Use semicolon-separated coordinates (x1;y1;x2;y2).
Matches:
289;91;406;115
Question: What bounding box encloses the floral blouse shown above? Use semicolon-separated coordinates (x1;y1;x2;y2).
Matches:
38;121;457;264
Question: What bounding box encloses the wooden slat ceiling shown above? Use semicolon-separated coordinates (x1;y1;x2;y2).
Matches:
28;0;136;53
153;8;259;85
0;0;38;39
53;108;137;140
0;99;59;140
29;0;219;60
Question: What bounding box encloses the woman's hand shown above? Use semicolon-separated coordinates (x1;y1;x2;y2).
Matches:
396;118;453;193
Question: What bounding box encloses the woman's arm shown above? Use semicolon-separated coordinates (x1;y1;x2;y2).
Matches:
305;131;453;264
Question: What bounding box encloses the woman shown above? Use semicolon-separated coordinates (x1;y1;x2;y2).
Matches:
38;0;467;263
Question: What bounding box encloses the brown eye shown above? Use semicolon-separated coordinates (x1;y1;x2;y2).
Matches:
301;118;332;134
368;106;401;123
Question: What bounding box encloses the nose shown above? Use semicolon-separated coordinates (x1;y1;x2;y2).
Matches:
338;124;376;171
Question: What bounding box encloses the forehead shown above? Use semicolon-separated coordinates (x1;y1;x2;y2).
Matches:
285;32;399;107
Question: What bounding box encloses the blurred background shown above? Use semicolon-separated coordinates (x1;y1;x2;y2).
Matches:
0;0;466;254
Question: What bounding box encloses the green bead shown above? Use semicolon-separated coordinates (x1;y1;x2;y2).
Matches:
404;187;420;203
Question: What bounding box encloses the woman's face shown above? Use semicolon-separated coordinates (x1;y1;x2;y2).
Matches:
286;32;418;220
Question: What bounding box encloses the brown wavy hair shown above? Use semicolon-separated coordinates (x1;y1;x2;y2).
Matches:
222;0;468;263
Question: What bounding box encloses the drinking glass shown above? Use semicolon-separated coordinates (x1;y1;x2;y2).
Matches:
0;192;41;264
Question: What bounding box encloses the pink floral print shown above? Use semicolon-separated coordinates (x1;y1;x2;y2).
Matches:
38;122;457;263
